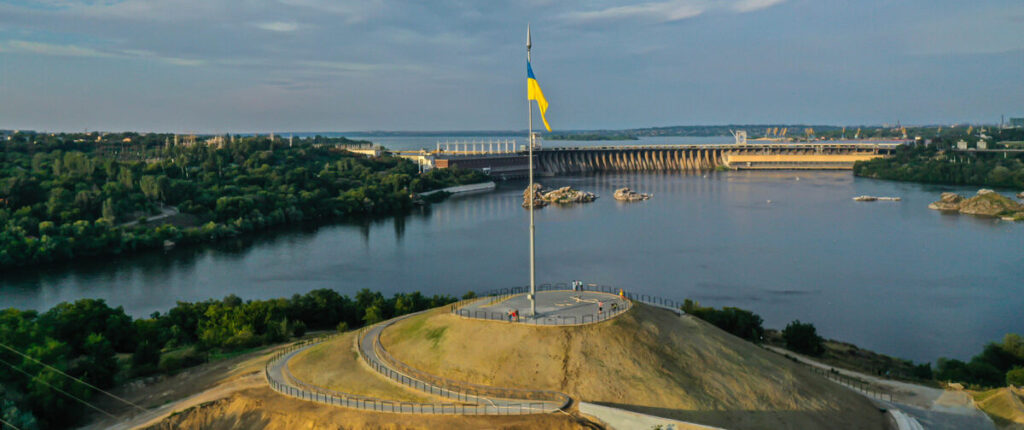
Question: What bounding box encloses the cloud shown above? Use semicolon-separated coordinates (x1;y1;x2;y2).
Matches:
255;21;301;32
0;40;204;66
564;0;785;24
732;0;785;13
0;40;116;58
566;0;707;24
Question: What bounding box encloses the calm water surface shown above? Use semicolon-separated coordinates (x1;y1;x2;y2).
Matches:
2;167;1022;363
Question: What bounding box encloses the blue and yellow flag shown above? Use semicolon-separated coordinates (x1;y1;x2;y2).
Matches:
527;62;551;132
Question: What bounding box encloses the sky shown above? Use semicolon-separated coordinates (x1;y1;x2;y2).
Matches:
0;0;1022;133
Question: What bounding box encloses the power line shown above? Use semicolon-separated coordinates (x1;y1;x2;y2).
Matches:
0;356;117;420
0;416;23;430
0;342;147;413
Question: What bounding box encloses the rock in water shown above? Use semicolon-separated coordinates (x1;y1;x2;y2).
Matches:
523;184;597;208
929;191;1024;220
959;192;1024;217
614;187;652;202
1017;191;1024;199
522;183;548;209
541;186;598;204
928;192;964;211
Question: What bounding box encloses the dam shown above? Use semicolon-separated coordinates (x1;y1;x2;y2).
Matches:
535;142;900;175
414;141;902;178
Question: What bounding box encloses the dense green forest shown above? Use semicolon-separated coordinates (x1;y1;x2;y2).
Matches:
854;128;1024;188
0;132;487;270
0;288;463;429
935;334;1024;389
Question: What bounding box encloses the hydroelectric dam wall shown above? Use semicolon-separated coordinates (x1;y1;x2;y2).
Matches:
535;143;898;175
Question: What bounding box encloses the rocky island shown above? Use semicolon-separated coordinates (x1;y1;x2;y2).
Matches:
929;189;1024;221
614;187;652;202
522;184;598;208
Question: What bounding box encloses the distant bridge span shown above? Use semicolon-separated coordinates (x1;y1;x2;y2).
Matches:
535;142;902;174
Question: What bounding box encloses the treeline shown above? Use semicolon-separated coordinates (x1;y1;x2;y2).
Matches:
0;288;462;429
0;136;486;270
682;299;765;342
854;129;1024;189
935;334;1024;388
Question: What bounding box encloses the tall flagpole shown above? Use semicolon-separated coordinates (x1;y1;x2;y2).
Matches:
527;24;536;317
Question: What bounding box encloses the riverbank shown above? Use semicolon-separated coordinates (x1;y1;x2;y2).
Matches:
0;138;490;272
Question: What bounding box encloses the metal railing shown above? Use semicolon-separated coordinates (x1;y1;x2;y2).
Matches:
264;329;559;414
366;317;571;408
807;365;894;403
452;283;685;325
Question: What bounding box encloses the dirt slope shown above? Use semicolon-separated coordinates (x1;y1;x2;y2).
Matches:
144;386;589;430
381;304;887;430
976;387;1024;430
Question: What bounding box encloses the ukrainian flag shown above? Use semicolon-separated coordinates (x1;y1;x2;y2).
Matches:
527;62;551;132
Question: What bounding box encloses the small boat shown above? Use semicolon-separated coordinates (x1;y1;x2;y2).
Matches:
853;195;901;202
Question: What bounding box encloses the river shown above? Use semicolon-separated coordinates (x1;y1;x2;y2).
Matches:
2;136;1022;363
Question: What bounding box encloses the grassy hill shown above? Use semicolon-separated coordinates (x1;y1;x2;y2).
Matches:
381;304;886;430
975;387;1024;429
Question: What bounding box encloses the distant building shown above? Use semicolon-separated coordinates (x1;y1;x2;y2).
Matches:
956;140;968;150
977;140;987;150
1010;118;1024;128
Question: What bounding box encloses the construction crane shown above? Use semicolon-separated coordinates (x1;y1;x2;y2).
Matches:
804;128;815;141
854;128;861;139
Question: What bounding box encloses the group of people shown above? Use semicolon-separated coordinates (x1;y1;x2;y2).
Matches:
571;280;585;291
506;308;520;322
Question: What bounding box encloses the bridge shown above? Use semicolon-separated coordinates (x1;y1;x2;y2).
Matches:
391;140;905;178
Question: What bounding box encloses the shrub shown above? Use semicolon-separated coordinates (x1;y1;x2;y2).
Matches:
292;320;307;338
782;320;825;356
1007;367;1024;387
336;321;349;333
682;299;764;342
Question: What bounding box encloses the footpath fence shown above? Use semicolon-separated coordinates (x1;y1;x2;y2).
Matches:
367;316;572;408
807;365;894;403
264;328;561;414
450;282;684;325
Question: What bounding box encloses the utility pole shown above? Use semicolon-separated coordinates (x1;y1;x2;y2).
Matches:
527;24;537;317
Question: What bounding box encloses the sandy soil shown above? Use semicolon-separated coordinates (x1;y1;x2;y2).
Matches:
143;386;594;430
83;334;598;429
381;304;887;430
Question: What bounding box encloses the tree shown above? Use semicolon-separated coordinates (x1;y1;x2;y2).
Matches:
77;333;117;388
363;305;384;325
101;198;116;222
782;320;825;356
1007;367;1024;387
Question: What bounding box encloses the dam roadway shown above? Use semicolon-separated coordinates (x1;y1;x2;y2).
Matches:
535;142;901;174
424;141;904;177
